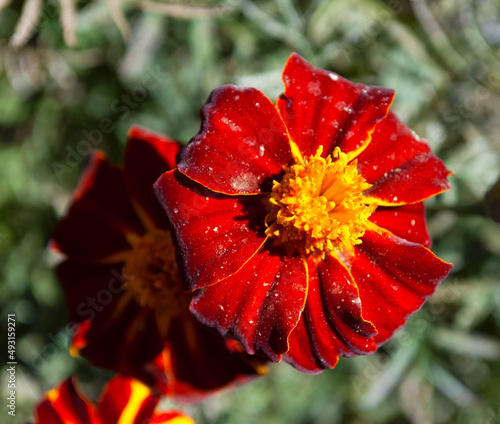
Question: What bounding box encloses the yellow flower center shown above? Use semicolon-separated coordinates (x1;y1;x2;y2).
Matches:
124;229;189;314
265;145;376;259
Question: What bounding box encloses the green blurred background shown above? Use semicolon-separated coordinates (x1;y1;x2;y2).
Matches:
1;0;500;423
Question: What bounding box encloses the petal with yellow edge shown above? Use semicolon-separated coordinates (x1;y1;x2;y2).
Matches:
369;202;431;247
154;170;268;291
191;247;307;361
359;112;452;206
177;85;292;195
283;255;377;373
351;229;452;345
277;52;395;159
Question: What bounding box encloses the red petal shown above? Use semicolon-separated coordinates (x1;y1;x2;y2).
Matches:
34;378;97;424
98;377;159;424
284;317;330;374
178;85;292;195
284;256;377;373
190;248;307;361
359;112;452;205
154;170;267;290
351;229;452;345
277;53;394;158
370;202;431;247
124;126;182;229
51;152;143;262
157;312;266;401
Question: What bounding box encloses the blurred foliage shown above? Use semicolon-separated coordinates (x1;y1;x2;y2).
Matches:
1;0;500;423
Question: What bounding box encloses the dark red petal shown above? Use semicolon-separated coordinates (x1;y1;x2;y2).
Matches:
190;247;307;361
79;303;163;388
154;170;267;290
178;85;292;195
284;316;329;374
255;255;308;357
359;112;452;205
351;229;452;345
277;53;395;158
156;312;266;401
370;202;431;247
34;378;96;424
98;376;159;424
316;256;378;350
124;126;182;229
57;260;163;384
283;256;377;373
56;260;126;324
51;151;144;262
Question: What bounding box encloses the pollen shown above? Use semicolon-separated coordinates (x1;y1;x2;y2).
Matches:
265;144;377;259
123;229;189;314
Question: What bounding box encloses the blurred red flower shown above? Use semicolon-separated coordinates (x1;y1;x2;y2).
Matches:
51;126;266;399
154;53;453;373
34;375;194;424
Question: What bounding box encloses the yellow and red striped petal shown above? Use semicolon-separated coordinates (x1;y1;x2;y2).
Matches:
177;85;292;195
98;376;194;424
190;247;307;361
51;151;144;263
35;378;97;424
351;229;452;345
154;170;268;290
277;53;394;159
359;112;452;206
34;377;194;424
124;126;182;230
98;377;160;424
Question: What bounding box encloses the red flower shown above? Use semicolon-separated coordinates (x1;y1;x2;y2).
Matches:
34;376;194;424
154;53;453;373
51;126;266;398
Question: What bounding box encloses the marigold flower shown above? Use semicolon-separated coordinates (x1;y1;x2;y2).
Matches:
51;126;266;397
154;53;453;373
34;376;194;424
